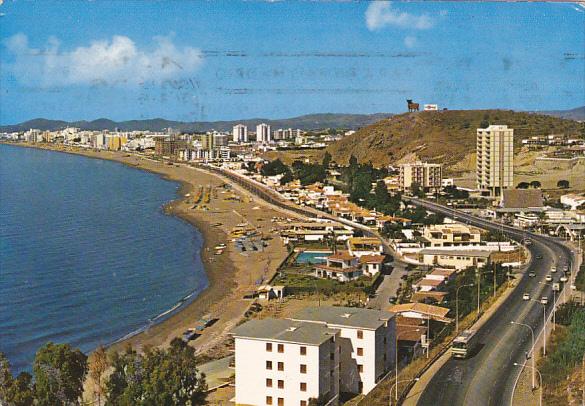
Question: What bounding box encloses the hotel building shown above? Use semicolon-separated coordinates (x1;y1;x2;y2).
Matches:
476;125;514;197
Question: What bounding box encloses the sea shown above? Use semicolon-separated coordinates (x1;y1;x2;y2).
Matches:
0;144;208;372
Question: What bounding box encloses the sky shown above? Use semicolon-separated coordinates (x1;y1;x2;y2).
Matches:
1;1;584;124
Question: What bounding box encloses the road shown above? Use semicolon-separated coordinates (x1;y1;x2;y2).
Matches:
407;198;578;406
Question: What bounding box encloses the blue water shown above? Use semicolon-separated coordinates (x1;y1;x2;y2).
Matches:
295;251;331;264
0;144;208;372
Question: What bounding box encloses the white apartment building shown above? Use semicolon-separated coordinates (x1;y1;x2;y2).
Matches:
291;306;396;395
232;319;341;406
257;123;272;143
476;125;514;197
212;132;229;147
398;162;442;192
233;124;248;143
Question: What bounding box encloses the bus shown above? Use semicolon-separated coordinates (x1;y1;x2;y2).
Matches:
451;330;478;359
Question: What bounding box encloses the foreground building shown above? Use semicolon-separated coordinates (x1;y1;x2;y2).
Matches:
476;125;514;197
232;319;341;406
291;306;396;395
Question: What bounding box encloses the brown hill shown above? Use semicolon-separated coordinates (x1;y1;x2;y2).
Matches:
326;109;584;169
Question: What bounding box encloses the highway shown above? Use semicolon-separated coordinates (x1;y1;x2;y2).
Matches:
407;198;578;406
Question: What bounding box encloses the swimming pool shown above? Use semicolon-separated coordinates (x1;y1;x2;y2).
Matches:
295;251;331;264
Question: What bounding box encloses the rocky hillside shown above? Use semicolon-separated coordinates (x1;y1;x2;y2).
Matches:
326;109;584;169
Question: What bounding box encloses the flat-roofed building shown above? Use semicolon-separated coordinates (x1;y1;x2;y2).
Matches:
476;125;514;197
347;237;384;258
256;123;272;143
231;319;340;406
418;248;491;270
422;223;482;248
291;306;396;395
399;162;442;192
232;124;248;143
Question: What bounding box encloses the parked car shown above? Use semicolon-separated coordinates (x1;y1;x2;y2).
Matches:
523;293;530;301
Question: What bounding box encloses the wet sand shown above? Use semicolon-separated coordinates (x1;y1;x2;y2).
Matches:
4;143;295;356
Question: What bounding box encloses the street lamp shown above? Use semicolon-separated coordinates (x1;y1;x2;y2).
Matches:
389;378;419;406
455;283;474;333
394;328;420;404
538;281;557;331
513;362;543;406
510;321;536;389
528;299;547;356
476;269;494;317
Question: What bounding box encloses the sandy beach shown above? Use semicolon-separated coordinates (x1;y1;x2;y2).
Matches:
4;143;296;358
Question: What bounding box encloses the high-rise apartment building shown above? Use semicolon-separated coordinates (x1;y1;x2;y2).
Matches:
201;133;215;151
476;125;514;197
256;123;272;143
399;162;443;192
232;124;248;143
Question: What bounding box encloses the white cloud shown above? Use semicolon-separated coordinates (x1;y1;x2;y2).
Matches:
3;33;203;87
365;1;434;31
404;36;417;48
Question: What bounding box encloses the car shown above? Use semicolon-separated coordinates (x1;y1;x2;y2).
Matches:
541;297;548;305
528;271;536;277
546;275;553;282
551;266;557;273
523;293;530;301
571;284;577;290
536;255;543;260
560;276;568;282
388;296;397;304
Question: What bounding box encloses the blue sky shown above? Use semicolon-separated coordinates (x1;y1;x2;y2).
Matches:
1;1;584;124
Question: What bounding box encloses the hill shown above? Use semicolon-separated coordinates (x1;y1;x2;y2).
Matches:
540;106;585;121
0;113;393;133
326;109;585;169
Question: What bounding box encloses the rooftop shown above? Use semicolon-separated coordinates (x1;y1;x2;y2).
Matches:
389;302;451;320
230;319;338;345
419;248;491;258
359;254;385;264
291;306;394;330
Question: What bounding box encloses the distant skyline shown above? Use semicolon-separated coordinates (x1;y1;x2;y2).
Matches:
1;1;584;124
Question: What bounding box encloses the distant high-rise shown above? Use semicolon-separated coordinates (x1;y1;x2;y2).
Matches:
232;124;248;143
256;123;271;143
476;125;514;197
201;133;215;151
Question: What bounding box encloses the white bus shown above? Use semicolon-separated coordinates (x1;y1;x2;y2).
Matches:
451;330;478;359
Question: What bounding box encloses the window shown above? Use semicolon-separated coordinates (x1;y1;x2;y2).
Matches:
277;344;284;353
266;343;273;352
300;346;307;355
300;382;307;392
278;380;284;389
266;378;273;388
266;361;273;370
357;330;363;339
357;348;363;356
278;398;284;406
330;352;334;361
278;362;284;371
358;364;363;373
300;364;307;374
266;396;273;405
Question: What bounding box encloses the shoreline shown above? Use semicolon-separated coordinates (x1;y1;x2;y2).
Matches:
1;142;292;357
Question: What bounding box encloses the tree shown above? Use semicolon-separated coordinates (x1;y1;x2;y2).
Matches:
350;172;373;203
411;182;424;198
89;345;109;406
33;342;88;406
322;151;332;168
105;340;207;406
373;180;390;207
530;180;541;189
0;352;34;406
557;179;570;189
517;182;529;189
260;159;289;176
279;170;294;185
308;395;328;406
